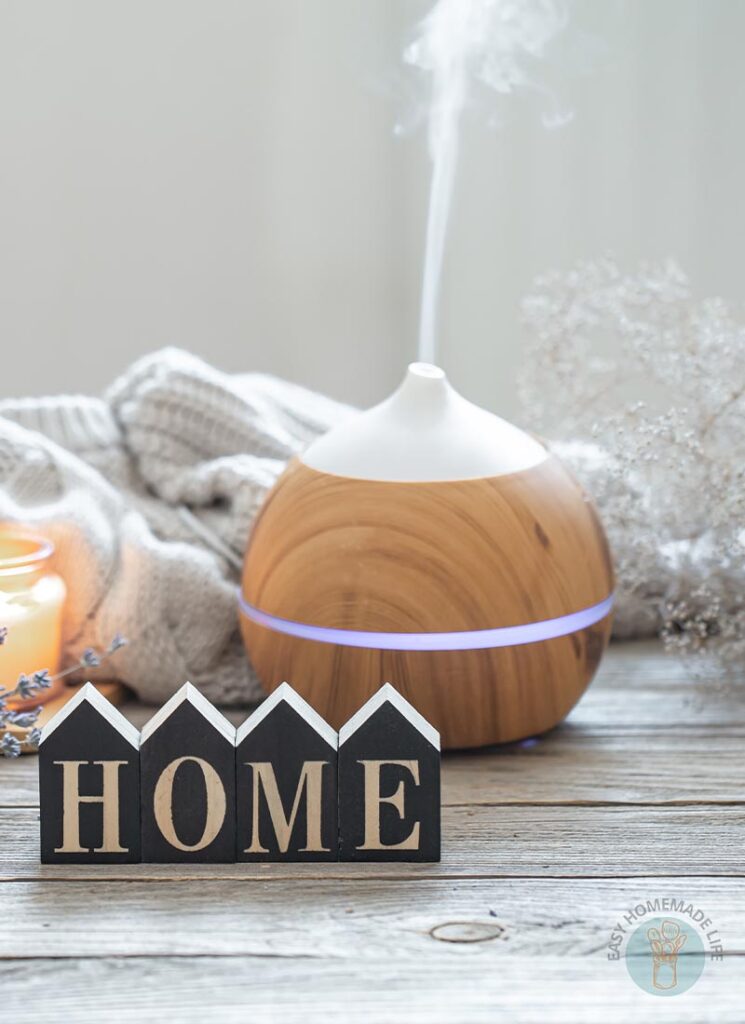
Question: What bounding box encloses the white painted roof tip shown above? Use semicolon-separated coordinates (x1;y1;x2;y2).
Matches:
236;681;338;749
338;683;440;750
40;682;140;749
140;681;235;745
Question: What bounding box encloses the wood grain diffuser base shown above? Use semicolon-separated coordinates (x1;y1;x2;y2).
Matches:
240;363;614;749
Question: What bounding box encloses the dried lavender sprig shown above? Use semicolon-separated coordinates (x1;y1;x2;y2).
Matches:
1;733;21;758
0;632;128;757
1;635;129;695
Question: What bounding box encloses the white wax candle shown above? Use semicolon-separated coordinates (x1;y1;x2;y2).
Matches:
0;529;66;705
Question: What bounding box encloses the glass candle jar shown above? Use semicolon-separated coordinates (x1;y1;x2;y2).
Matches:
0;527;67;708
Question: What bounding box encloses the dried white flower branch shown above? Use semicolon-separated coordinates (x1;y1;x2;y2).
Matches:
519;256;744;669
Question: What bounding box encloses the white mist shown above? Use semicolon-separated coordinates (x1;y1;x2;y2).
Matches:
406;0;568;365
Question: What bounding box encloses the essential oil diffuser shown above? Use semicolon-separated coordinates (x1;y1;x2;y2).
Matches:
239;363;613;749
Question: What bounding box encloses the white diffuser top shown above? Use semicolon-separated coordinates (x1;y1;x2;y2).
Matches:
301;362;548;482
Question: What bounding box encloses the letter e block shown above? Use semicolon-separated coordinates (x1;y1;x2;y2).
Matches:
338;683;440;862
39;683;141;863
236;683;338;861
140;682;236;862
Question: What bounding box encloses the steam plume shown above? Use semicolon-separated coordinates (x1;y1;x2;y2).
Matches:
406;0;568;364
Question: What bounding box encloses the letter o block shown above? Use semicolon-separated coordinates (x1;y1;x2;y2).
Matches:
140;683;236;862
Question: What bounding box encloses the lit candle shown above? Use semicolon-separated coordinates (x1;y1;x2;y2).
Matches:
0;527;67;707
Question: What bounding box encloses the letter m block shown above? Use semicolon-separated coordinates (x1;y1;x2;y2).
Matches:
39;683;141;863
236;683;338;861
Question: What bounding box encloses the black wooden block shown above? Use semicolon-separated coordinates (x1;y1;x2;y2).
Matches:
338;683;440;862
140;682;236;863
236;682;338;861
39;683;141;864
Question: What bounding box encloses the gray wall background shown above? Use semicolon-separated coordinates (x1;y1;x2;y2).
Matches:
1;1;743;417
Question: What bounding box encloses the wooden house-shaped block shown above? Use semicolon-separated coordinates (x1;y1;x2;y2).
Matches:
39;683;141;864
140;682;236;863
236;682;338;861
338;683;440;862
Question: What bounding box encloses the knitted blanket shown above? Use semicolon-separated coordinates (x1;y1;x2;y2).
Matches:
0;349;352;704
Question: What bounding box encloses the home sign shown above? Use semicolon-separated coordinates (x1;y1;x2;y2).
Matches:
39;681;440;863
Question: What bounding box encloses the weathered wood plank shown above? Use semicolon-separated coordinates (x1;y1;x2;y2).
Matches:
1;804;743;881
1;954;739;1024
84;640;745;733
446;727;745;805
2;642;740;806
1;876;741;959
4;725;744;808
0;642;740;1023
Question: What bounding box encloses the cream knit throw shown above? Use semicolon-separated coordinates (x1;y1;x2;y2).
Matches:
0;349;351;705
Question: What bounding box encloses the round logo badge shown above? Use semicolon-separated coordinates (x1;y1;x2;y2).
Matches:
625;916;705;996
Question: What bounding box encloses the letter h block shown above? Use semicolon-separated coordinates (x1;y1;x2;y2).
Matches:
235;683;338;861
39;683;141;863
140;682;236;862
338;684;440;862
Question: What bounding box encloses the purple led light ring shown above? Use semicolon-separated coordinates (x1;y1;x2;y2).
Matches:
238;591;614;652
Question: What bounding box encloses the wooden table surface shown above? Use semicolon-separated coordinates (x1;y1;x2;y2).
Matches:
1;641;742;1022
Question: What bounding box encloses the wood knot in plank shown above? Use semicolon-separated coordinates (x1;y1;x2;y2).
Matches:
429;921;504;944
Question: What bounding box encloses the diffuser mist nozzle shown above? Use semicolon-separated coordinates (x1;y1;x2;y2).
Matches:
301;362;548;483
408;361;445;379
